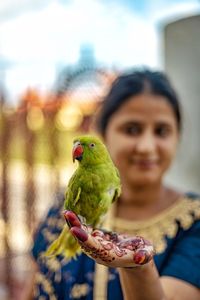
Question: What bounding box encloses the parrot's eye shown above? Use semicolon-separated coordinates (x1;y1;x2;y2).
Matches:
89;143;95;148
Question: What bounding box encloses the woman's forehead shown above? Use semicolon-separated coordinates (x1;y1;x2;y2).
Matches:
118;94;174;113
110;95;178;124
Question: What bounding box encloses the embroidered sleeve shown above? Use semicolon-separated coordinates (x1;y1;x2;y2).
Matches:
32;193;67;299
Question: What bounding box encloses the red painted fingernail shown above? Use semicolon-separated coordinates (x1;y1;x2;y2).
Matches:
133;250;148;265
70;227;88;242
63;211;81;227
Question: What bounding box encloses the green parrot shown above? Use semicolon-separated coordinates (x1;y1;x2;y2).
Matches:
45;135;121;258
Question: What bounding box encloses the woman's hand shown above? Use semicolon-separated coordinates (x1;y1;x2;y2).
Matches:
64;210;154;268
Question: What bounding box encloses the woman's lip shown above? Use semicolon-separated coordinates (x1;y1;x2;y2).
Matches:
132;160;158;168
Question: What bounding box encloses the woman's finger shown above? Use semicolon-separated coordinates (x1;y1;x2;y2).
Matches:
133;248;154;265
63;210;82;228
70;226;88;242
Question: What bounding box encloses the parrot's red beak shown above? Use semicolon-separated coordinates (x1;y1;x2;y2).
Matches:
72;141;83;162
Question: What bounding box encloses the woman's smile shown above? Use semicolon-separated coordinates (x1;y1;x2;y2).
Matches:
131;158;159;170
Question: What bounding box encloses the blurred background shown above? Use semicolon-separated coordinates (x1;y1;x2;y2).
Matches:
0;0;200;299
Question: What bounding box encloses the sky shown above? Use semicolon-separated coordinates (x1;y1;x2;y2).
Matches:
0;0;199;103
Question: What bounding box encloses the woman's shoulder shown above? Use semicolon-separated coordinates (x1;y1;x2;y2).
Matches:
159;192;200;288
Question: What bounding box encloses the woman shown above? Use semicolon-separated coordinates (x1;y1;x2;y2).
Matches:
32;69;200;299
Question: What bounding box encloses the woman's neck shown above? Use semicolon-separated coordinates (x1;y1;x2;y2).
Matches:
116;183;181;221
120;183;164;205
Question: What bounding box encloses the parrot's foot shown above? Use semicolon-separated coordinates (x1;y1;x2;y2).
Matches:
78;214;87;225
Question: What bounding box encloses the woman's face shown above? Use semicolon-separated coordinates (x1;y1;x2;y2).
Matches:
104;93;179;187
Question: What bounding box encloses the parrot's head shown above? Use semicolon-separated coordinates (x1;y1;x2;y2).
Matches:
72;135;111;166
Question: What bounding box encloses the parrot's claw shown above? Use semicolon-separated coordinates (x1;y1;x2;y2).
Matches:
78;214;87;225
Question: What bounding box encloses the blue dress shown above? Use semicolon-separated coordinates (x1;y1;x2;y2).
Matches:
32;192;200;299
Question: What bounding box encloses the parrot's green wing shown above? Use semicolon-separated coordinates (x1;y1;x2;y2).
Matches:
73;187;81;206
112;167;121;203
64;171;82;210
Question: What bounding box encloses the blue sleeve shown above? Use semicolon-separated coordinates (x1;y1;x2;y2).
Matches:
161;220;200;288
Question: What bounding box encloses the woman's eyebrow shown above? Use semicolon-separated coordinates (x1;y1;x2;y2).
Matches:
155;121;174;127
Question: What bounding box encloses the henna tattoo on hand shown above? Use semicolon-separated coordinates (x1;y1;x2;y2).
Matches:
65;210;154;267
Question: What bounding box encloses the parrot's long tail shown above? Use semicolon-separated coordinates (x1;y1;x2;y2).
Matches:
44;225;81;259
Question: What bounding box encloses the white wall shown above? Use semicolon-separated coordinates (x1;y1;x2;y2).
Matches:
163;14;200;193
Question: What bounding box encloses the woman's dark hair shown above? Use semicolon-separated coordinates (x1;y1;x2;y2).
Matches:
97;68;182;134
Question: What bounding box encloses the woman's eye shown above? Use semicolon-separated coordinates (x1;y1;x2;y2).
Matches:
125;125;141;135
155;126;170;137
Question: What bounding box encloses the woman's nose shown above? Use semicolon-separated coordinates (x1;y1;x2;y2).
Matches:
135;131;156;154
